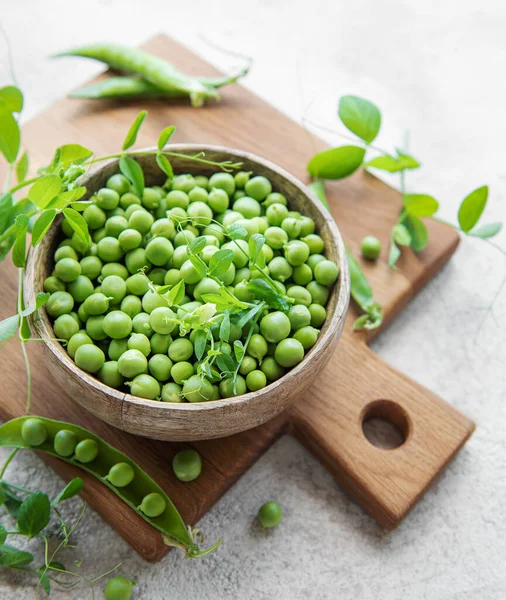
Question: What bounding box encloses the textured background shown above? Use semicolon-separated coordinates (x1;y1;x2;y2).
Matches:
1;1;505;598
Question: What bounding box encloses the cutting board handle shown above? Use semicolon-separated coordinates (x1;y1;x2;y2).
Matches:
288;335;475;529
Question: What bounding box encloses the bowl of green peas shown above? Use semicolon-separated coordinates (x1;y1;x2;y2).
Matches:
24;146;349;441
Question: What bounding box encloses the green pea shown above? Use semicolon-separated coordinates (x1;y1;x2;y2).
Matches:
145;237;174;266
292;263;313;286
92;227;107;243
141;290;168;314
246;334;268;360
83;292;110;315
101;262;129;280
67;331;93;359
258;501;282;528
75;439;99;463
308;303;326;327
246;369;267;391
268;256;293;282
103;311;132;339
260;357;285;382
120;295;142;318
108;338;129;361
54;258;81;283
164;269;183;287
86;316;108;341
287;285;312;307
54;429;78;457
168;338;194;362
105;215;128;238
171;361;194;385
167;207;188;226
299;216;315;237
287;305;311;331
118;349;148;378
132;313;154;337
104;576;136;600
127;333;151;357
219;375;246;398
80;256;103;279
101;275;127;304
150;333;172;355
149;306;176;335
107;173;130;196
148;354;173;381
107;462;135;487
75;344;105;373
302;234;325;254
161;382;183;403
221;240;249;268
98;360;125;388
182;375;214;402
128;209;154;234
260;311;291;343
245;176;272;201
43;276;66;294
266;203;289;226
139;492;166;517
126;273;150;296
264;226;288;250
97;236;123;262
120;192;141;209
234;170;251;189
172;449;202;482
166;189;190;210
209;172;235;197
142;188;160;210
314;260;339;286
188;186;209;204
284;240;310;266
96;188;119;210
208;188;230;213
67;275;94;303
274;338;305;367
361;235;382;260
151;218;175;239
281;217;302;239
21;418;47;447
306;281;330;306
293;326;320;350
54;246;79;262
233;197;262;219
53;314;80;340
187;201;213;227
173;230;195;247
128;373;160;400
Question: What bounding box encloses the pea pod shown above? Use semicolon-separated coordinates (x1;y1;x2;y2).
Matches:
70;67;249;101
56;44;220;107
0;416;220;558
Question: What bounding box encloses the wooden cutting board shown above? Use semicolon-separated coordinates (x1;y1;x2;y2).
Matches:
0;34;474;562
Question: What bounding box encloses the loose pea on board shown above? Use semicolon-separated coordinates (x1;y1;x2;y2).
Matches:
0;416;221;557
44;166;340;402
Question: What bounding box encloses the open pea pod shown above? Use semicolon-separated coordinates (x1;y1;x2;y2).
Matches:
0;416;220;558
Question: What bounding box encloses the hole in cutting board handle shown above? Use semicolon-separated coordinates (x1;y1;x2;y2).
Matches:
361;400;411;450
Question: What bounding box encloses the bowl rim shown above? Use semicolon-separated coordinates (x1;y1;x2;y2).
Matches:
25;144;350;417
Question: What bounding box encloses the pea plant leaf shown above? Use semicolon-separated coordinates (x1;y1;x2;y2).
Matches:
167;279;186;306
365;151;420;173
216;352;236;374
0;193;13;232
52;478;84;505
0;86;23;112
392;223;412;246
233;340;245;363
158;125;176;151
59;187;87;204
31;209;57;246
62;208;90;244
0;485;5;506
458;185;488;232
469;222;502;239
219;311;230;342
208;249;234;278
307;146;366;180
190;236;207;255
403;194;439;217
0;107;20;164
3;488;23;519
236;303;263;329
0;315;19;346
227;223;248;240
16;151;29;184
21;292;50;317
57;144;93;168
119;155;144;198
194;329;208;361
248;233;264;265
247;278;291;311
122;110;147;151
156;153;174;179
338;95;381;144
28;174;61;209
189;255;207;278
202;288;250;311
0;546;34;568
17;492;51;538
12;214;29;268
388;239;401;268
404;214;428;252
0;525;6;546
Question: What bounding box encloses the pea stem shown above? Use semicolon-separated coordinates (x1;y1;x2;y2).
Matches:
8;176;39;195
0;448;19;478
0;478;30;494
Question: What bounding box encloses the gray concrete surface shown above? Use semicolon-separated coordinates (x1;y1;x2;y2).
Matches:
0;1;505;598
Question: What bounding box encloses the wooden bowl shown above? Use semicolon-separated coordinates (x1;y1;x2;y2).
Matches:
24;145;350;441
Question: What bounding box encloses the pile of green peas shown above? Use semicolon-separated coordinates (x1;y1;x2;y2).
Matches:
44;167;339;402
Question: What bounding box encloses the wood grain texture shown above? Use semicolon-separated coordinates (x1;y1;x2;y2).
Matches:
0;34;474;561
24;146;349;441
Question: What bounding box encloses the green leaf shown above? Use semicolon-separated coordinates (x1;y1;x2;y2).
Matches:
0;485;5;506
247;278;291;311
404;214;428;252
219;311;230;342
236;303;263;329
38;572;51;595
0;193;13;232
17;492;51;537
156;153;174;179
338;95;381;144
388;239;401;268
365;151;420;173
57;144;93;168
168;279;185;306
3;488;23;519
458;185;489;232
194;329;207;361
0;235;15;262
248;234;264;265
209;249;234;278
216;352;236;374
12;214;29;268
189;255;207;278
16;152;29;184
119;156;144;198
352;304;383;331
28;175;62;209
0;86;23;112
403;194;439;217
0;525;6;545
123;110;147;151
158;126;176;151
190;236;207;255
59;187;87;204
201;288;250;312
469;222;502;239
392;223;411;246
0;546;34;567
346;246;376;312
395;150;420;170
0;107;20;163
307;146;365;180
307;181;330;210
62;207;90;244
31;210;57;246
227;223;248;240
21;292;50;317
52;477;83;505
233;340;245;363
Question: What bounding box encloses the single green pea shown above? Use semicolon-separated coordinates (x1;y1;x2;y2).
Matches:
124;203;144;219
314;259;340;285
281;217;302;239
145;237;174;266
287;285;313;307
186;201;213;227
107;462;135;487
219;375;246;398
97;236;123;262
151;217;175;239
101;275;127;304
75;439;99;463
117;228;142;252
54;245;79;262
173;229;196;247
284;240;310;266
258;501;282;528
264;226;288;250
54;429;78;457
138;492;166;517
167;207;188;226
126;273;150;296
172;448;202;482
188;186;209;204
274;338;305;367
149;333;171;355
103;311;132;339
132;312;154;338
107;173;131;196
92;227;107;243
260;311;291;343
67;331;93;359
98;360;125;388
361;235;382;260
120;295;142;318
161;382;183;402
67;275;94;303
86;316;108;341
128;209;154;234
292;263;313;286
104;575;136;600
118;348;148;378
108;338;129;361
80;256;103;279
209;172;235;197
202;223;225;243
166;189;190;210
164;268;183;287
142;188;160;210
268;256;293;282
222;210;243;228
302;234;325;254
298;216;315;237
180;260;204;285
246;334;268;360
141;290;168;314
120;192;141;209
83;204;107;230
234;280;254;302
306;281;330;306
127;333;151;357
246;369;267;391
221;240;249;268
83;292;110;316
238;356;257;375
148;354;173;381
53;314;80;340
127;373;160;399
233;196;262;219
265;203;289;226
287;305;312;331
245;175;272;201
194;175;209;190
260;357;286;381
105;215;128;238
168;338;194;362
21;418;47;447
171;245;190;269
149;306;176;335
75;344;105;373
293;326;320;350
308;303;326;327
182;375;214;402
263;192;287;207
96;188;120;210
54;258;81;283
234;170;251;189
101;262;129;280
171;361;194;385
43;276;66;294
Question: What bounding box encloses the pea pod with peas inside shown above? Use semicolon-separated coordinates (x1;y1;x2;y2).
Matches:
0;416;220;558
